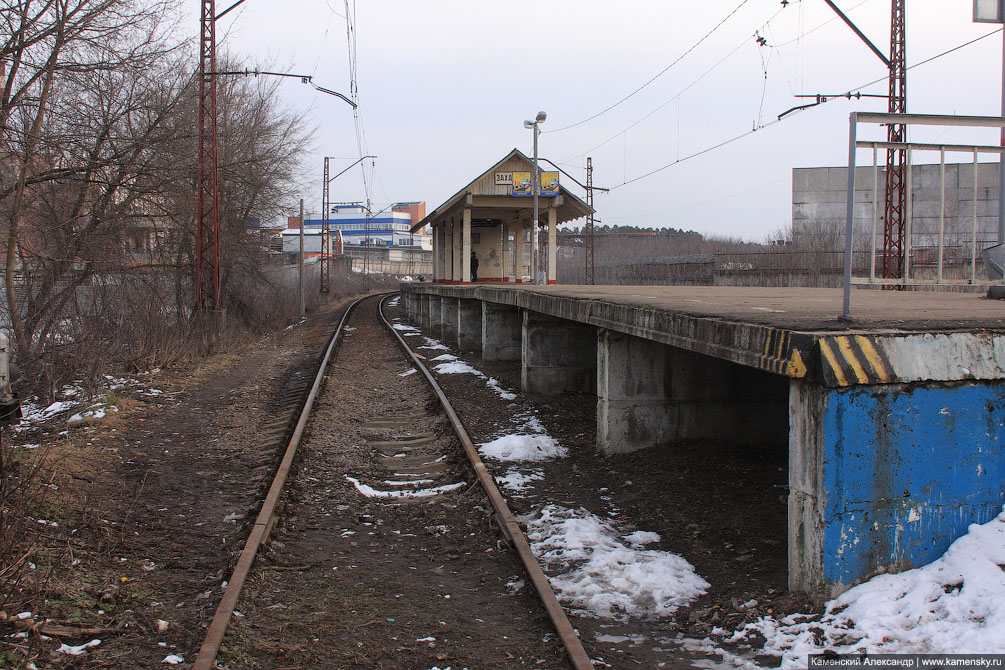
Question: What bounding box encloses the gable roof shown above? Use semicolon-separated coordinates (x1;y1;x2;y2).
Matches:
411;148;593;233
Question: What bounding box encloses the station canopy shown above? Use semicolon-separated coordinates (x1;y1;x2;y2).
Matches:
411;148;593;233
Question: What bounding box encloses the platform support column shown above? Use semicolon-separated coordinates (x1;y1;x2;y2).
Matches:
482;303;521;361
521;311;596;394
514;221;525;283
427;295;441;333
788;378;1005;602
462;208;472;284
419;294;431;329
441;296;458;344
547;208;557;284
596;329;673;455
502;220;511;282
438;224;447;282
444;220;452;281
431;227;440;281
597;332;787;454
451;217;462;284
457;298;482;352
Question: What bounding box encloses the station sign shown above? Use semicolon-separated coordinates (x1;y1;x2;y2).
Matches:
509;171;560;197
494;171;513;185
512;171;531;196
541;171;559;196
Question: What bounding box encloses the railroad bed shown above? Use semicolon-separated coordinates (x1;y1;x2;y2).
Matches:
194;293;799;669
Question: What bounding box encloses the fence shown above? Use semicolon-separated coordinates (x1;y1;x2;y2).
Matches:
841;112;1005;318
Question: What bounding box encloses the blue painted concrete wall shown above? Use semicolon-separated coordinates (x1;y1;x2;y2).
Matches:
821;382;1005;587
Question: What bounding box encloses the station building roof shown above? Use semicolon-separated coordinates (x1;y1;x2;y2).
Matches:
411;148;593;234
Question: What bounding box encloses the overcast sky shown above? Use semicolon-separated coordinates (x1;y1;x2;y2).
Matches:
203;1;1003;241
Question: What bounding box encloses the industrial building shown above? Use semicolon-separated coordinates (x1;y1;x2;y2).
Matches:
791;162;1000;256
297;203;431;250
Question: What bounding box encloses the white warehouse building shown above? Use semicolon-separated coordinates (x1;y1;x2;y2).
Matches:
301;204;431;250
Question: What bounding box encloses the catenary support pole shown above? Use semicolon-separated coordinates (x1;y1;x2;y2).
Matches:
299;199;305;320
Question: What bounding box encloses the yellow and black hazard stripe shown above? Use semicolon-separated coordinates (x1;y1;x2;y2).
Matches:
817;335;895;387
757;329;808;378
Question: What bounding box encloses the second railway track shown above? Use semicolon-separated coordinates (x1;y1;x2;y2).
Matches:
196;293;593;669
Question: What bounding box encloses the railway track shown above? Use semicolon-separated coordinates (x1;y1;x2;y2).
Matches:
192;293;594;669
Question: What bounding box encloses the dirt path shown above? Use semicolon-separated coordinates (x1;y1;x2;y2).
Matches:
1;299;352;668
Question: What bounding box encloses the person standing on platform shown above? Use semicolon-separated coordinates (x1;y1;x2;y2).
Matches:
470;251;479;282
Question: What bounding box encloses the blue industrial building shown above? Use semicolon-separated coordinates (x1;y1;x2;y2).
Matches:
302;204;430;249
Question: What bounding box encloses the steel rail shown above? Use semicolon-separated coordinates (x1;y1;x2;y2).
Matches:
192;293;379;670
378;295;595;670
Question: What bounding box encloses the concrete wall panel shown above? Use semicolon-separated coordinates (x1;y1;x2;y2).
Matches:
790;379;1005;599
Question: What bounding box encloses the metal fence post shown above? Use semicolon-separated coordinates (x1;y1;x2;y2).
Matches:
842;112;858;321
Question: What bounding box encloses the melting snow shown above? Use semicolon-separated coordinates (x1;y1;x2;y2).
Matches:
345;476;465;499
524;504;708;619
479;434;566;462
729;507;1005;665
497;468;545;492
56;639;101;655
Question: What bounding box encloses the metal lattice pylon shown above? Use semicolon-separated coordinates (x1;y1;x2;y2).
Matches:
196;0;220;310
321;157;331;293
882;0;907;281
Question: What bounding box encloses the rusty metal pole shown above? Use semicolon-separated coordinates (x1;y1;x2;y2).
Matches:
882;0;907;283
196;0;221;312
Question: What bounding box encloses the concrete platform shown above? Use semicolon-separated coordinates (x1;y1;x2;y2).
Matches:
400;283;1005;601
412;284;1005;387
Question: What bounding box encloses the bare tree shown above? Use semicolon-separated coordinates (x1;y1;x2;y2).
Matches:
1;0;182;380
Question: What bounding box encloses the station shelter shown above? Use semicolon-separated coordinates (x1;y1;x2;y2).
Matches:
412;149;593;284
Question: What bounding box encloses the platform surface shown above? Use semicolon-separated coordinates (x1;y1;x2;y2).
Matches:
404;284;1005;385
413;284;1005;333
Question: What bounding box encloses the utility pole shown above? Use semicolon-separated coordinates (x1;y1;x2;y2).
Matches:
823;0;907;281
321;158;331;294
298;199;305;320
883;0;908;281
196;0;221;312
364;197;371;281
321;156;374;290
585;157;596;285
408;230;415;277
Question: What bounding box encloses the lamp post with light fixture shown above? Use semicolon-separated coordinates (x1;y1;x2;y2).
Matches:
524;111;546;284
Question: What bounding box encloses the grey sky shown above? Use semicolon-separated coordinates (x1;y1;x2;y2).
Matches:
205;1;1002;240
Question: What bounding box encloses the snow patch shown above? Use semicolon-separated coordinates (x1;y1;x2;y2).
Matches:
433;361;484;376
731;507;1005;664
524;505;708;619
497;468;545;492
479;434;566;462
345;476;465;499
57;639;101;656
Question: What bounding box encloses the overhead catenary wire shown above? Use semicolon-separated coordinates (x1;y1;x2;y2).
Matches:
560;1;792;165
607;27;1004;192
545;0;758;134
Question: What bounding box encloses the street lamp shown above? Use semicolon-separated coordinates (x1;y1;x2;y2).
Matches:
524;110;546;284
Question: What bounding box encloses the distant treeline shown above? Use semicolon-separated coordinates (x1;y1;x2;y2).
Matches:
561;225;703;237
